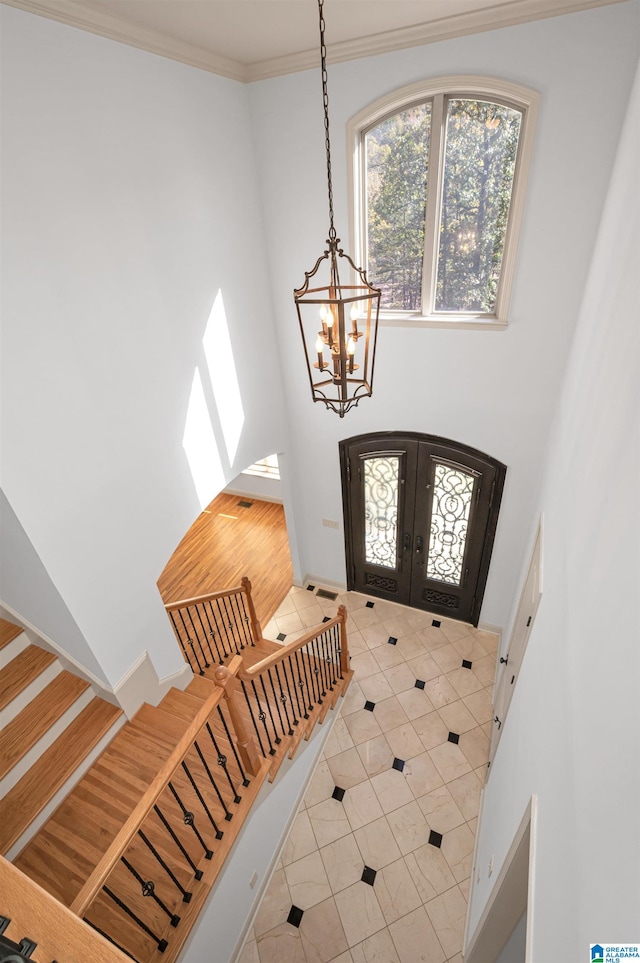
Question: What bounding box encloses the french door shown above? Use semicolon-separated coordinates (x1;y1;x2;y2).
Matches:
340;433;506;625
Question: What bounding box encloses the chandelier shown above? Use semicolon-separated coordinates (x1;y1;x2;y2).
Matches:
294;0;381;418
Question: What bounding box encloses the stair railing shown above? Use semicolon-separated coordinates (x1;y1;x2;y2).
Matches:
165;577;261;675
224;604;350;764
69;661;268;963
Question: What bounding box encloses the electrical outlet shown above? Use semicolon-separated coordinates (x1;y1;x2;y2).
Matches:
249;871;258;889
322;518;339;529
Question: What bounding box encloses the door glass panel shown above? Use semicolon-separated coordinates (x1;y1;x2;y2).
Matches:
427;463;475;584
364;456;400;569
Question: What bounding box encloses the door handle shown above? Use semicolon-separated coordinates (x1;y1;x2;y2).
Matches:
415;535;424;556
403;532;411;552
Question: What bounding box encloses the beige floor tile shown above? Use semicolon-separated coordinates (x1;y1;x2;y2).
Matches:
327;747;369;790
383;662;417;694
403;751;445;797
320;833;365;894
350;650;383;679
370;642;407;670
396;633;431;661
369;767;415;813
406;652;443;682
384;722;425;760
458;725;490;769
386;800;431;855
347;629;370;656
350;608;382;631
424;674;460;708
237;938;259;963
359;672;395;704
334;880;387;947
472;653;497;687
441;823;475;882
351;926;401;963
474;628;500;653
359;624;392;649
282;810;319;866
370;696;409;732
458;876;470;901
428;741;473;783
299;896;349;963
431;643;466;674
446;665;484;699
414;625;450;651
451;636;491;661
324;718;356;757
343;780;385;831
284;850;332;910
416;785;466;834
341;680;365;716
404;842;457;902
380;614;416;639
462;687;494;724
446;769;484;822
396;686;434;721
275;612;305;635
356;735;394;777
374;857;422;924
425;884;467;959
256;922;306;963
438;618;474;644
304;759;335;809
307;796;352;848
447;955;464;963
437;699;480;735
253;868;291;938
345;708;384;745
354;816;402;869
329;952;354;963
388;905;446;963
412;710;450;751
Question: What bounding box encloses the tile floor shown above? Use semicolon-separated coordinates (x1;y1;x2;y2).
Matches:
239;586;497;963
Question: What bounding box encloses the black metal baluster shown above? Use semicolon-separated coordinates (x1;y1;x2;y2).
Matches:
293;650;311;719
176;610;203;675
194;604;216;666
299;643;315;711
305;641;321;704
218;595;238;654
193;739;233;821
213;709;250;787
315;634;330;695
249;679;276;754
263;670;285;742
167;782;213;859
273;662;294;735
282;655;302;725
186;607;210;670
138;828;192;903
240;681;269;757
202;601;225;663
320;630;334;690
286;653;305;721
168;612;189;667
229;593;250;650
206;719;242;801
236;594;253;648
101;884;169;953
216;597;235;657
84;920;138;961
121;855;180;927
327;625;338;686
181;761;223;838
154;804;204;880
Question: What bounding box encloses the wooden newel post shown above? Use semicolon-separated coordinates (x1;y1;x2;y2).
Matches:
241;576;263;645
337;604;350;677
214;664;261;777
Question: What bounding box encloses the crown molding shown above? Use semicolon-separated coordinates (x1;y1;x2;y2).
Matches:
1;0;627;84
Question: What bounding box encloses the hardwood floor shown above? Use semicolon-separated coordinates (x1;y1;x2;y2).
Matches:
157;492;293;631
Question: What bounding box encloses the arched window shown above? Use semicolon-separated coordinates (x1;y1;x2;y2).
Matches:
347;77;539;327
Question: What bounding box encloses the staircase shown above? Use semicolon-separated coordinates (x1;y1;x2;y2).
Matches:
0;581;352;963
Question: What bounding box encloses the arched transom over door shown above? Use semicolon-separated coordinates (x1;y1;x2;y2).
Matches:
339;433;506;625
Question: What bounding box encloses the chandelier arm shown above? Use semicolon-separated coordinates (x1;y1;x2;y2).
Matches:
318;0;336;242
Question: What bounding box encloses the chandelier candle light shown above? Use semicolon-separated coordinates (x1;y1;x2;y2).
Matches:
294;0;381;418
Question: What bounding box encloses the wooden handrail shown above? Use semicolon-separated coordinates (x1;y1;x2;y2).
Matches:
1;856;130;963
70;681;225;918
240;605;348;678
164;583;248;612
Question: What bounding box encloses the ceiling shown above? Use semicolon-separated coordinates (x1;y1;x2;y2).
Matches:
2;0;625;82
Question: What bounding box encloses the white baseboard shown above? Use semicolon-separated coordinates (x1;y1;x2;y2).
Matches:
300;575;347;593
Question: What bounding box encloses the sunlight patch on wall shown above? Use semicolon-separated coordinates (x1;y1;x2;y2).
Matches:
203;289;244;464
182;367;225;510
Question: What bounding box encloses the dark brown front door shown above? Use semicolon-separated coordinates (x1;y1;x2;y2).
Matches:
340;433;506;625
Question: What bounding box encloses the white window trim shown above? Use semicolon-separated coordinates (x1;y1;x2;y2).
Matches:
347;75;540;329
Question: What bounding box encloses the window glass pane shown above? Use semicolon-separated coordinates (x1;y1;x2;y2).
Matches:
427;463;475;585
365;104;431;311
364;456;400;569
435;99;522;314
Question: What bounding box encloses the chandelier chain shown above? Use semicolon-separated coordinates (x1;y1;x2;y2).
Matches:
318;0;336;242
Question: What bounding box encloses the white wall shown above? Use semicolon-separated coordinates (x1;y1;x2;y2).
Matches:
468;59;640;955
249;3;640;627
0;6;292;687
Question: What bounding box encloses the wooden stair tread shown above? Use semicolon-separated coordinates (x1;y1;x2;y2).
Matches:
159;687;211;722
0;697;122;855
0;618;23;650
0;670;90;779
0;645;57;712
185;675;216;701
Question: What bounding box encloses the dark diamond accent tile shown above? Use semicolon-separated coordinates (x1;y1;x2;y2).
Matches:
429;830;443;848
361;866;377;886
432;619;441;627
287;905;304;928
364;701;376;712
462;659;473;669
277;632;287;642
387;636;398;646
322;616;330;623
414;679;426;690
332;786;346;802
392;757;405;772
366;601;375;608
448;732;460;744
307;584;315;592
